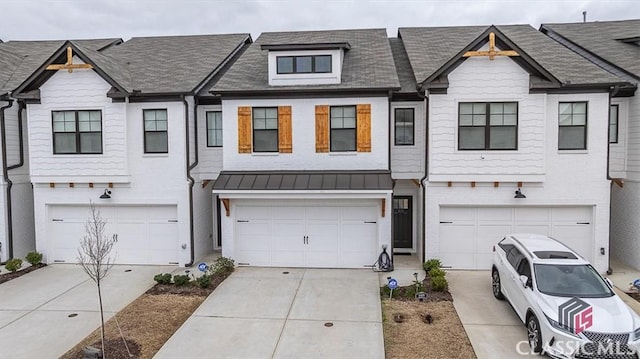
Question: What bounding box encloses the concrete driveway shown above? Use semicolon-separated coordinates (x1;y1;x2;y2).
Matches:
155;267;384;359
448;270;537;358
0;263;174;358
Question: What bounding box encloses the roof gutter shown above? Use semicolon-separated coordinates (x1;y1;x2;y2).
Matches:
183;96;196;267
0;99;14;260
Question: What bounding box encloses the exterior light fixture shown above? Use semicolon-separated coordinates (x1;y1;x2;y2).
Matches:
514;188;526;199
99;189;111;199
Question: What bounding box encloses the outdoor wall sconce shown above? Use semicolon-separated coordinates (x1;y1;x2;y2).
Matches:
514;188;526;199
99;189;112;199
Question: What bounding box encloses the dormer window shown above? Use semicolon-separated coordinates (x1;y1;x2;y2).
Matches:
276;55;332;74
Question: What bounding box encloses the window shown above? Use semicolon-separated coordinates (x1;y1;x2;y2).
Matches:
144;109;168;153
458;102;518;150
52;110;102;154
558;102;587;150
206;111;222;147
394;108;415;145
252;107;278;152
330;105;356;152
276;55;332;74
609;105;619;144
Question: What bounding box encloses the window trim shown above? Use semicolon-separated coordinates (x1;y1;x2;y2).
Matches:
206;111;223;148
457;102;519;151
329;105;357;152
51;110;103;155
394;108;415;146
609;104;619;144
143;108;169;154
252;107;279;153
276;55;332;74
558;101;588;151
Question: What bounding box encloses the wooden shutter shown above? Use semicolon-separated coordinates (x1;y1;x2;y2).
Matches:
357;104;371;152
237;106;252;153
315;105;329;153
278;106;292;153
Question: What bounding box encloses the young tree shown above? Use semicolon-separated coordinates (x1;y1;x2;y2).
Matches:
77;202;118;357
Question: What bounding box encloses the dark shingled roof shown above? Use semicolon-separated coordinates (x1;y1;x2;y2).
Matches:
398;24;624;87
542;20;640;81
210;29;400;93
0;38;121;94
388;38;417;93
102;33;250;94
213;171;393;191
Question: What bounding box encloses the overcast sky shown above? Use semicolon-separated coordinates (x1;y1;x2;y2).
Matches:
1;0;639;41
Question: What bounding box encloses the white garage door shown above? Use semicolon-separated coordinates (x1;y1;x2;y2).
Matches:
49;205;179;265
438;206;593;269
235;203;378;268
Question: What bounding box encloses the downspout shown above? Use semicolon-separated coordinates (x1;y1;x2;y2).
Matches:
606;85;620;275
7;101;25;171
0;99;14;260
388;91;395;271
183;96;196;267
417;86;429;264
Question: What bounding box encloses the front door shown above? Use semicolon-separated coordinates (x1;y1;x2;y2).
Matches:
393;196;413;251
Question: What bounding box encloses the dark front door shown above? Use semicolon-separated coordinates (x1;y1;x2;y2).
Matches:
393;196;413;249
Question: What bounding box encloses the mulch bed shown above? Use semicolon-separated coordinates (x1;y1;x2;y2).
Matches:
0;263;46;285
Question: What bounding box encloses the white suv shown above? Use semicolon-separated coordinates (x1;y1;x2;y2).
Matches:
492;233;640;358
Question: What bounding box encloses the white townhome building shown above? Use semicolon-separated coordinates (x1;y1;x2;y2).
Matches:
541;20;640;270
8;34;250;266
398;25;631;273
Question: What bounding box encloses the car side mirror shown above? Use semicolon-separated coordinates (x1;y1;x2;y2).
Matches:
519;275;530;288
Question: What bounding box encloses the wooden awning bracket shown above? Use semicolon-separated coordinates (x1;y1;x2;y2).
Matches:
46;46;93;73
202;180;211;188
381;198;386;218
612;178;624;188
463;32;519;60
222;199;230;216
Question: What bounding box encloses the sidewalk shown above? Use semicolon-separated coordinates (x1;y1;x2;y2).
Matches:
606;258;640;315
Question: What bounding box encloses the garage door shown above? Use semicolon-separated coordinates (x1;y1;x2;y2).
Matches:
438;206;593;269
235;203;378;268
49;205;179;265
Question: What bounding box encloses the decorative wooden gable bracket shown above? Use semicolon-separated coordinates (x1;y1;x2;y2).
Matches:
221;199;230;216
46;46;93;73
463;32;519;60
381;198;386;218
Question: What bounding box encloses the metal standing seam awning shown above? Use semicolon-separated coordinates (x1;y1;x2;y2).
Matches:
212;170;394;192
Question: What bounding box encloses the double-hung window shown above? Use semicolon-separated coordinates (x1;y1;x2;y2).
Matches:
52;110;102;154
458;102;518;150
143;109;168;153
394;108;415;146
330;105;356;152
206;111;222;147
609;104;619;144
276;55;332;74
252;107;278;152
558;102;587;150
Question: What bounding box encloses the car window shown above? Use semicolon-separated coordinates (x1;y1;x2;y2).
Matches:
506;247;524;270
517;258;531;278
534;264;614;298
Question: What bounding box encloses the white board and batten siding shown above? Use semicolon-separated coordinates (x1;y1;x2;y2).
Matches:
28;63;197;266
425;51;611;273
221;97;389;171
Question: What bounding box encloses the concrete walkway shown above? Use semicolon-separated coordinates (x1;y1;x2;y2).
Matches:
155;267;384;359
0;263;174;358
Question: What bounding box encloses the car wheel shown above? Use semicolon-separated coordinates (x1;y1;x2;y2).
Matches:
491;269;505;300
527;314;543;355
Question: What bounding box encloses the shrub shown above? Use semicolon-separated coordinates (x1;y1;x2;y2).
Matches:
431;275;448;292
210;257;235;276
25;252;43;266
173;274;190;286
196;274;212;288
5;258;23;272
423;258;442;273
153;273;172;285
428;267;446;278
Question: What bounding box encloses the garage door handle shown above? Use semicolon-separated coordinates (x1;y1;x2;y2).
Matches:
440;221;453;224
364;221;377;224
52;219;63;222
577;222;590;225
237;220;249;223
168;220;178;223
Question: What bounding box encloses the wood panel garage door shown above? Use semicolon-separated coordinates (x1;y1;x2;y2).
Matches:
49;205;179;265
235;203;378;268
438;206;593;269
